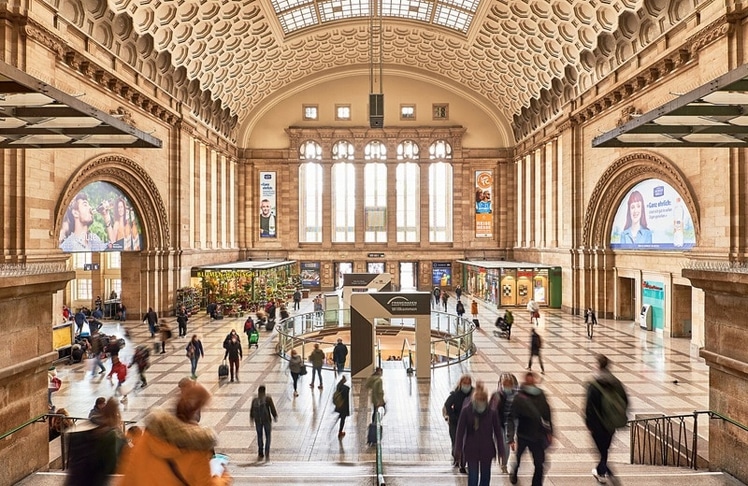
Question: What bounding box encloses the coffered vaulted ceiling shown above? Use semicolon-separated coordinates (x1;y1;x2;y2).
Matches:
80;0;686;134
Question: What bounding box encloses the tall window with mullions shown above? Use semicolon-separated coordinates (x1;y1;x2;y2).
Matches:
299;141;323;243
428;140;453;242
332;141;356;243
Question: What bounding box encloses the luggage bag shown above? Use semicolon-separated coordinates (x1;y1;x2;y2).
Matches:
218;360;229;379
249;330;259;348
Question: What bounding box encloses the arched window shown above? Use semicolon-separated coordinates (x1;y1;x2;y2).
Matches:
364;161;387;242
429;140;453;242
299;141;323;243
396;140;420;242
332;141;356;243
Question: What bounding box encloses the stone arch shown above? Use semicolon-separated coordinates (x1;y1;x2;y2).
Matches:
583;152;699;248
55;154;170;250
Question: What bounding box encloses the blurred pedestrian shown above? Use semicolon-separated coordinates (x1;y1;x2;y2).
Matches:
442;292;449;311
176;305;189;337
65;397;125;486
470;300;479;321
585;354;629;484
250;385;278;460
490;373;519;473
288;349;304;397
309;343;325;389
186;334;205;379
507;372;553;486
527;329;545;374
118;383;231;485
333;375;350;439
107;355;129;403
456;299;466;319
129;344;150;388
443;374;474;472
158;319;172;354
364;367;385;422
88;397;106;424
454;383;505;486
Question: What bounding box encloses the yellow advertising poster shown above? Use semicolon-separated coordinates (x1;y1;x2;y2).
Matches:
475;170;493;238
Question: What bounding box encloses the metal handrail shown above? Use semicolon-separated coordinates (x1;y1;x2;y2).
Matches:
628;409;748;470
0;413;47;441
375;407;385;486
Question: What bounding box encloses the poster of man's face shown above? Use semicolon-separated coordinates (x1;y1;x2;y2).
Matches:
259;172;277;238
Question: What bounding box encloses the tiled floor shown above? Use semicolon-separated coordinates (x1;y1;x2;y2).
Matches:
38;297;735;485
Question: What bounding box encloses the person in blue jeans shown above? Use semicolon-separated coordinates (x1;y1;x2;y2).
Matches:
186;335;204;379
250;385;278;460
332;338;348;375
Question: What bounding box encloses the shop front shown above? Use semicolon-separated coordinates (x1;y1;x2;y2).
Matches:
458;261;561;309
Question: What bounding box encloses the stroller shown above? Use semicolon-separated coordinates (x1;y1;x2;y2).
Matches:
494;316;512;340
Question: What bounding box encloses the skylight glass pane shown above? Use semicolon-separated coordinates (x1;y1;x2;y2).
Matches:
438;0;479;13
383;0;432;21
319;0;369;21
433;5;472;32
278;7;319;33
271;0;314;13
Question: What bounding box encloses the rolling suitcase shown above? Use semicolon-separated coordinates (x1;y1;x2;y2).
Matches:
249;330;259;348
472;318;480;329
218;360;229;379
367;422;381;445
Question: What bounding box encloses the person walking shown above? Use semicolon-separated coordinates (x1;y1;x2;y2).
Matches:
471;299;479;321
507;372;553;486
332;338;348;375
186;335;205;379
176;305;188;338
441;291;449;312
364;367;385;422
455;285;462;301
158;319;172;354
585;354;629;484
117;383;232;485
107;355;129;403
309;343;325;389
433;287;441;308
144;307;158;337
443;374;474;472
333;375;351;439
129;344;150;388
456;299;466;319
490;373;519;473
223;333;243;382
293;289;302;311
527;329;545;374
288;349;304;397
250;385;278;460
527;300;540;326
454;384;505;486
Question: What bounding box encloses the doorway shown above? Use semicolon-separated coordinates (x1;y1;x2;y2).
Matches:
399;262;417;291
335;262;353;289
617;276;636;320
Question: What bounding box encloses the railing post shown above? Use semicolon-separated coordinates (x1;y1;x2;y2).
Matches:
692;411;698;470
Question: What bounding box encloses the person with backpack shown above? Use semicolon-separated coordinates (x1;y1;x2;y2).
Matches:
250;385;278;460
507;371;553;486
333;375;350;439
585;353;629;484
527;329;545;374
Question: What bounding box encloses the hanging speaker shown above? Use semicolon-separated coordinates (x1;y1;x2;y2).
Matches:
369;93;384;128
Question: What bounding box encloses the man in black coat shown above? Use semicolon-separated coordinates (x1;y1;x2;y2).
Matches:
507;372;553;486
585;354;628;484
223;333;243;382
332;338;348;375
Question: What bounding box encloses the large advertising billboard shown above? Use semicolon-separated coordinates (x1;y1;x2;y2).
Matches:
59;181;142;252
475;170;493;238
259;171;277;238
610;179;695;250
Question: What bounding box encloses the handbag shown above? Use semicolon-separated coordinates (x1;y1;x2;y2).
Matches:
51;376;62;392
299;364;307;375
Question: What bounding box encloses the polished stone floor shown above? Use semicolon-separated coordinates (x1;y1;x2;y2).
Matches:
31;296;744;485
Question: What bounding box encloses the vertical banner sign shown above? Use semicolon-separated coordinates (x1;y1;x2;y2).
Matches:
259;172;277;238
475;170;493;238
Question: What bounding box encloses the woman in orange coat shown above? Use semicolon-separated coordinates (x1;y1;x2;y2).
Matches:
117;383;232;485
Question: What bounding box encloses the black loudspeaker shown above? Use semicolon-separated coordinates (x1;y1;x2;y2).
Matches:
369;93;384;128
